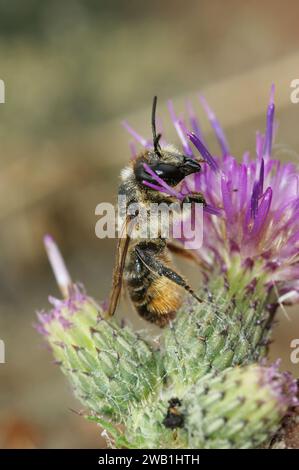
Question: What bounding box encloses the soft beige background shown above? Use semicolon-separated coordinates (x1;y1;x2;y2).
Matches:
0;0;299;448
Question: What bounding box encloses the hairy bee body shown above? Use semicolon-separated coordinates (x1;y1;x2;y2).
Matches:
124;239;182;327
108;96;205;327
119;151;186;326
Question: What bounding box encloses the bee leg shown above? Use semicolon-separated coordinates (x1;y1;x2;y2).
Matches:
182;192;207;206
135;246;202;303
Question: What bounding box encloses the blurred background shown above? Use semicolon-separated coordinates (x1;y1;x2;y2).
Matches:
0;0;299;448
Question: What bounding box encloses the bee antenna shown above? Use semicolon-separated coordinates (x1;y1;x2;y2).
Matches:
152;96;162;157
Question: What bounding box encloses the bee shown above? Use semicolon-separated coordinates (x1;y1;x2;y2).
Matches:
107;96;207;327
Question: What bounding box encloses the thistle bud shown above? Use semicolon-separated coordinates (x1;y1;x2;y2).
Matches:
162;277;272;384
125;363;298;449
37;236;162;422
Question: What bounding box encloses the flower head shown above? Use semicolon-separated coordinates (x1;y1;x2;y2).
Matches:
126;362;298;449
124;86;299;304
261;360;298;410
37;235;90;335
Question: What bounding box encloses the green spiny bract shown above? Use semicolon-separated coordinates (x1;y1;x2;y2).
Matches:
40;289;163;421
163;276;273;384
38;281;296;449
124;364;296;449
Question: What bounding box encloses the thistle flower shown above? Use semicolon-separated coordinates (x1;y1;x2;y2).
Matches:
124;85;299;306
186;88;299;306
122;87;299;386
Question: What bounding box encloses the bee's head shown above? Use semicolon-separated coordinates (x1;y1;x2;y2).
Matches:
134;148;202;187
134;96;203;187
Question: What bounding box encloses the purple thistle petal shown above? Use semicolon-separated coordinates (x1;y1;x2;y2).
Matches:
59;317;73;329
251;181;260;219
122;121;150;148
36;284;89;336
37;310;51;324
285;229;299;247
186;99;203;140
263;84;275;157
44;235;72;298
256;131;265;158
168;100;193;156
242;151;250;165
199;95;230;156
188;132;219;172
176;119;194;156
35;324;49;336
204;204;222;216
260;361;299;409
142;163;221;217
142;180;177;197
48;295;63;308
221;176;234;224
251;187;272;238
238;163;248;210
258;158;264;195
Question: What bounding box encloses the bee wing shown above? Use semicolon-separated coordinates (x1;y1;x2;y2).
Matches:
107;216;132;316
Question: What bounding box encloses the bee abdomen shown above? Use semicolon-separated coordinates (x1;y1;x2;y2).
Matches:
125;248;183;327
126;269;149;307
137;305;176;327
129;285;147;303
